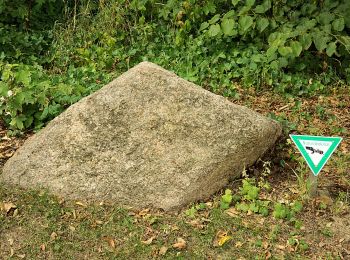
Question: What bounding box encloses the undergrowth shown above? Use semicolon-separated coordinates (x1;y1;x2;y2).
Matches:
0;0;350;130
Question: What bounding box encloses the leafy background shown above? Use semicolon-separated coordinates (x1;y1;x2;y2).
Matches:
0;0;349;131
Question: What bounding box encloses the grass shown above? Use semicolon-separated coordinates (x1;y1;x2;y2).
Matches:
1;87;349;259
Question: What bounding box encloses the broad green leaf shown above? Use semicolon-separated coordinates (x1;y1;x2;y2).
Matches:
326;42;337;56
332;18;345;31
255;5;265;13
313;32;330;51
239;5;252;16
270;60;279;70
208;24;221;37
338;35;350;50
24;116;33;128
232;0;240;6
318;12;334;25
209;14;220;24
268;32;282;45
251;54;263;62
0;82;9;97
290;41;302;57
278;57;288;68
299;34;312;50
14;92;26;105
278;46;292;56
257;17;269;32
10;117;24;130
266;46;277;61
246;0;255;7
254;0;271;13
221;18;236;36
202;1;216;14
239;15;254;33
16;69;31;86
223;10;235;19
322;24;332;33
199;22;209;31
304;19;317;30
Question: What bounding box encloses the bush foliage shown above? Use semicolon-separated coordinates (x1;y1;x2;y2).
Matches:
1;0;349;130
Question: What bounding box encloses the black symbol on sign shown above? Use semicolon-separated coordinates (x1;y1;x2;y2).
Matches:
306;146;324;155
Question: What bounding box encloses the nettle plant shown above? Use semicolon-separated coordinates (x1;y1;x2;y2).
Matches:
162;0;349;93
0;62;108;131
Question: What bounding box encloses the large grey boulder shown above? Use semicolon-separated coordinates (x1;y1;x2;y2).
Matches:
1;62;281;210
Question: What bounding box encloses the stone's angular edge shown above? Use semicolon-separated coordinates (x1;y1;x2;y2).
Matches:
1;61;282;211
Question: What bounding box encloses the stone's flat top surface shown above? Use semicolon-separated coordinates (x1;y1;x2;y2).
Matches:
1;62;282;210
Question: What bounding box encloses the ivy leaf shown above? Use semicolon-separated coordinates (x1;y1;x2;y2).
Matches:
326;42;337;57
239;15;254;33
332;18;344;31
278;46;292;57
257;17;269;32
208;24;221;37
221;18;236;36
290;41;302;57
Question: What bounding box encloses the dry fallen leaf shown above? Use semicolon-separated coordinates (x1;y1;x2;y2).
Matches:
173;237;186;250
276;244;285;250
95;220;104;225
102;236;116;249
159;246;168;256
8;238;14;246
187;219;205;229
225;207;239;217
171;225;180;231
2;202;17;215
17;254;25;259
141;236;156;245
75;201;87;207
40;244;46;251
213;231;232;247
50;232;57;241
235;241;243;248
262;240;269;249
138;208;150;217
69;226;76;232
12;208;19;217
265;250;272;259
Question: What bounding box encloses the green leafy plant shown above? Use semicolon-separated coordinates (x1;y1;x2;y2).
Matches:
233;178;270;216
220;189;233;209
273;200;303;220
185;203;207;217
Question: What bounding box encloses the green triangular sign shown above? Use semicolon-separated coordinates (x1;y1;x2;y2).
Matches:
290;135;342;176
